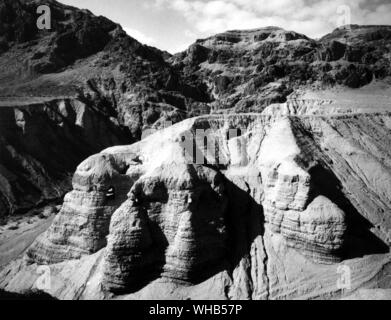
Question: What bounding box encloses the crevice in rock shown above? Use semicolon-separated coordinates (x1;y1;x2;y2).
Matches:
261;231;270;300
223;175;267;299
308;163;390;259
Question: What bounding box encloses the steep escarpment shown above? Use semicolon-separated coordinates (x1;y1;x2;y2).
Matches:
0;98;130;217
172;25;391;113
26;152;134;264
0;0;210;217
1;0;391;300
103;164;230;293
2;96;391;299
0;0;210;120
1;1;391;219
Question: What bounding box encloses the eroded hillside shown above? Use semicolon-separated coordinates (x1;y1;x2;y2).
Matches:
1;87;390;299
1;1;391;219
0;0;391;300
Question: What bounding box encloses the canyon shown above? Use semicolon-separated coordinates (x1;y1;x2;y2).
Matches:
2;86;391;299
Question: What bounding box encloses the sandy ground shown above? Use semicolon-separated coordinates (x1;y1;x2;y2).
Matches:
0;211;55;268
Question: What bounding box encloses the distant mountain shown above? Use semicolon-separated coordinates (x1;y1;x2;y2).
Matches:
173;25;391;112
0;0;208;217
1;0;391;302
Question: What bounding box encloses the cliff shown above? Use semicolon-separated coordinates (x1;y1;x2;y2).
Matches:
1;0;391;300
1;1;391;218
1;86;391;299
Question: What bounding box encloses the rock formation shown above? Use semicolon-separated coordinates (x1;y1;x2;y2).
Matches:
2;85;391;299
26;153;135;264
0;0;391;301
0;98;130;217
0;0;209;217
1;1;391;219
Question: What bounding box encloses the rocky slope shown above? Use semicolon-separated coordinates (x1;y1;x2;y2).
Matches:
172;25;391;113
1;85;391;299
0;0;209;218
1;0;391;300
1;1;391;219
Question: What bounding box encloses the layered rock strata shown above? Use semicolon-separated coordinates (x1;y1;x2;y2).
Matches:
26;153;135;264
4;105;388;299
1;1;391;219
0;98;130;218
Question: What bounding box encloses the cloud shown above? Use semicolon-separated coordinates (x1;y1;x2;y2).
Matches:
170;42;193;53
123;27;156;46
154;0;391;39
184;29;198;38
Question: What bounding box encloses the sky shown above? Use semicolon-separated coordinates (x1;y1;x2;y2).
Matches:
58;0;391;53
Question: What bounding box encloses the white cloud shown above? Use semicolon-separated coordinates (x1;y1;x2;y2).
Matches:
184;29;198;38
154;0;391;39
123;27;156;46
170;42;193;53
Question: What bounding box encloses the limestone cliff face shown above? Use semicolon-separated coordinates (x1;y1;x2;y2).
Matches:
103;164;229;292
1;1;391;220
0;98;130;218
5;95;389;299
1;0;391;300
173;25;391;113
258;118;347;263
26;153;134;264
0;0;210;217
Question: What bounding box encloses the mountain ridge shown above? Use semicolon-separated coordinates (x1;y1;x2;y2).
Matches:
0;0;391;300
0;0;390;221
